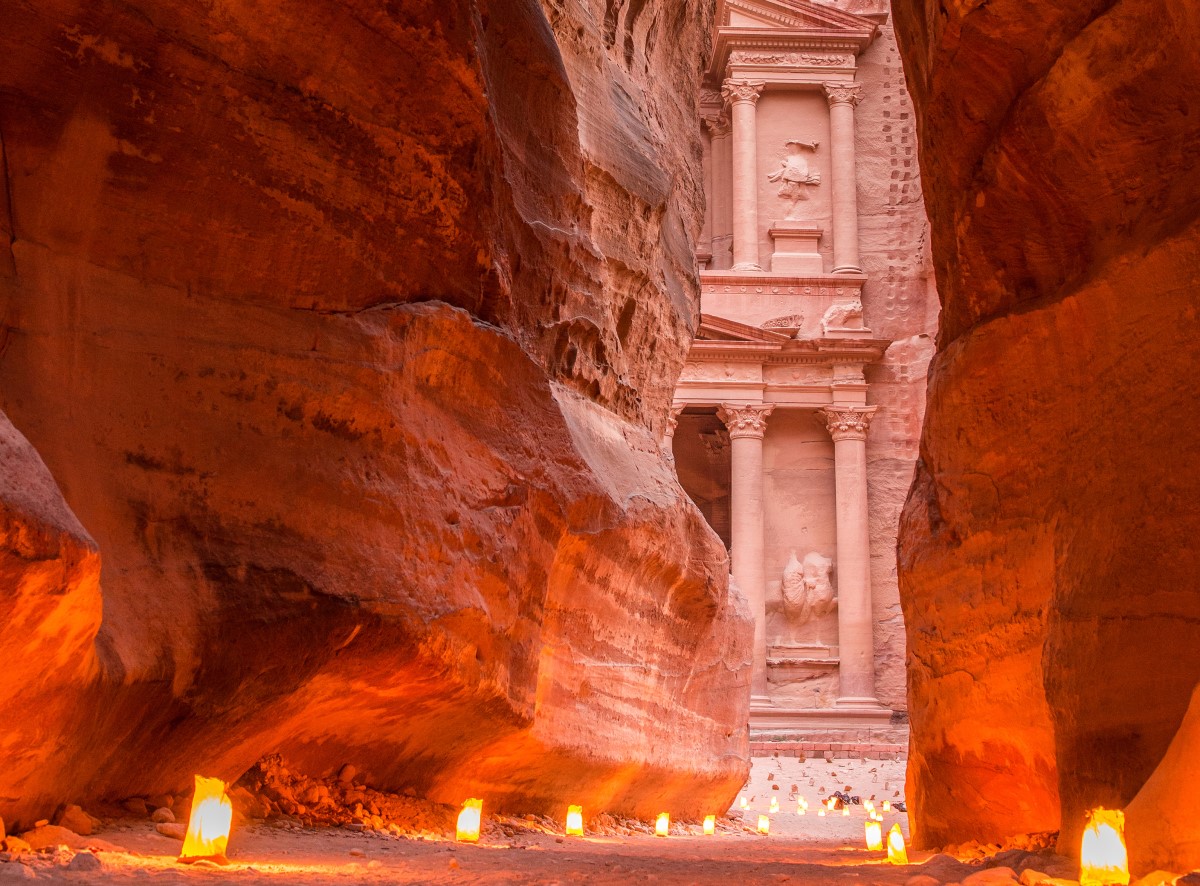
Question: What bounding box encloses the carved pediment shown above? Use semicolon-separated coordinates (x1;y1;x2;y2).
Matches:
697;314;794;343
710;0;878;78
720;0;878;36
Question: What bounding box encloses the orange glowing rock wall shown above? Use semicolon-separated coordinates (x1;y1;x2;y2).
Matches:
0;0;752;826
893;0;1200;862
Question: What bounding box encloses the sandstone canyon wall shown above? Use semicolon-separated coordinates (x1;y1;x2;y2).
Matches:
0;0;753;827
893;0;1200;871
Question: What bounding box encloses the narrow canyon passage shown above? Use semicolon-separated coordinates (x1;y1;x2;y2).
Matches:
0;0;1198;883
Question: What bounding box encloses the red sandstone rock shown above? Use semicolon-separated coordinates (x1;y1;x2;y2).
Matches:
0;411;102;827
894;0;1200;857
0;0;750;826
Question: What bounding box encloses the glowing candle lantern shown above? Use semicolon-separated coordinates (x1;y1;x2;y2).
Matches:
1080;808;1130;886
887;824;908;865
456;798;483;843
739;796;749;809
865;819;883;851
757;814;770;835
655;813;670;837
178;775;233;864
565;805;584;837
843;807;851;817
818;809;826;817
769;797;780;813
703;815;716;835
882;800;891;813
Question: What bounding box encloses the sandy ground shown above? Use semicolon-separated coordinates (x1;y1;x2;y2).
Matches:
0;757;1072;884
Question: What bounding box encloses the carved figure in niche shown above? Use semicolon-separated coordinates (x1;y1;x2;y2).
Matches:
780;551;836;627
821;299;864;332
767;140;821;219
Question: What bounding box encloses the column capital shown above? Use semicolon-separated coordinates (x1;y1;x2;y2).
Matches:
702;113;731;138
722;78;766;107
821;405;877;442
718;403;775;439
665;403;685;436
822;82;863;108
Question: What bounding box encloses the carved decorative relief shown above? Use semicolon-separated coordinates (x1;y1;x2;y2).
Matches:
780;551;837;623
761;314;804;329
730;51;854;67
702;114;731;138
767;140;821;220
822;82;863;107
821;299;864;332
717;403;775;439
721;78;765;106
821;406;877;442
683;362;760;382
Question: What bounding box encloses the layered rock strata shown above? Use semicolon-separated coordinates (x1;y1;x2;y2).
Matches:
0;0;752;826
894;0;1200;868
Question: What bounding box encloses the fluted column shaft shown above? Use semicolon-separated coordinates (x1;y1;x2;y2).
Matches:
722;80;765;272
823;83;863;274
822;405;878;705
719;403;774;702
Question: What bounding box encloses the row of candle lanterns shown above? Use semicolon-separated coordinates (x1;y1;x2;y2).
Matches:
170;773;1126;886
455;793;906;848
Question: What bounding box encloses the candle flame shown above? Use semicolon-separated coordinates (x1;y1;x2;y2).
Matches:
886;824;908;865
703;815;716;835
179;775;233;863
865;819;883;851
655;812;670;837
565;805;583;837
456;798;483;843
757;814;770;835
1080;808;1129;886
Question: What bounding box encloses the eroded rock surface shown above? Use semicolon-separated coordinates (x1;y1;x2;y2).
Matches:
0;0;751;826
894;0;1200;858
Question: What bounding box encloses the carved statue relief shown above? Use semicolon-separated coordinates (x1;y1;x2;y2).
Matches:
821;299;865;332
767;140;821;220
780;550;836;625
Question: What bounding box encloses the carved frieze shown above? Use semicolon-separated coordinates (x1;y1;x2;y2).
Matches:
682;361;762;382
729;50;854;67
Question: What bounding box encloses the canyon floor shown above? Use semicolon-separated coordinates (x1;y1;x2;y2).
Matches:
0;757;1078;885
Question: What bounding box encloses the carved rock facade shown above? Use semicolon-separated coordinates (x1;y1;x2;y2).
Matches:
673;0;938;736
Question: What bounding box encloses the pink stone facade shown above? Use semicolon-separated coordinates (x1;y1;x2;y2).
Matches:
672;0;937;738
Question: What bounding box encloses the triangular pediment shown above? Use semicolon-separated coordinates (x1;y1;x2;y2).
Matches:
720;0;878;34
697;314;793;343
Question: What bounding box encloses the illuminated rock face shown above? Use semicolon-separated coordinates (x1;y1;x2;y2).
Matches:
0;0;752;825
893;0;1200;858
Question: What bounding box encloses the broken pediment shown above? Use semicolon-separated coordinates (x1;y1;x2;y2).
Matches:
697;314;795;343
719;0;879;39
710;0;879;80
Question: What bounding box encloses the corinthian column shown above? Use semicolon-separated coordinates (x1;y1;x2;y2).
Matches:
721;79;765;272
718;402;775;704
821;405;880;706
822;82;863;274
